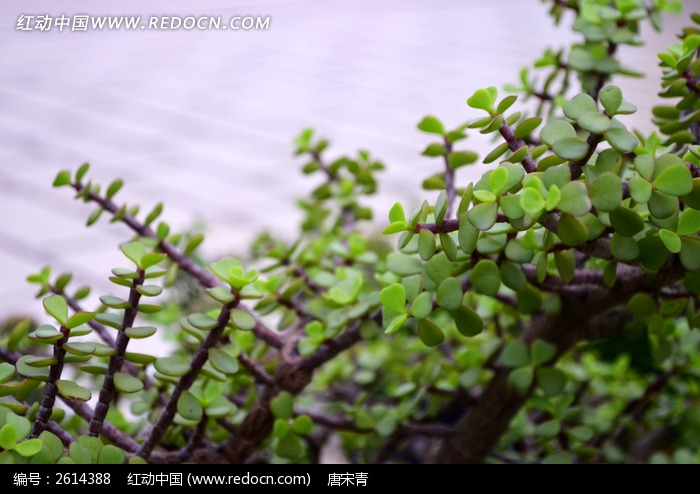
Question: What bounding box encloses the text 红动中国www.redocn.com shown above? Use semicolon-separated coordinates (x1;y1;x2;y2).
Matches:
16;15;271;32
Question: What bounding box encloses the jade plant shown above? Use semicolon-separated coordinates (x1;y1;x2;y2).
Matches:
2;0;700;464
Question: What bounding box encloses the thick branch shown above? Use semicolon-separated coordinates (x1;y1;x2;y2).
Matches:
30;326;68;438
499;123;537;173
137;299;237;460
89;272;144;437
436;259;685;463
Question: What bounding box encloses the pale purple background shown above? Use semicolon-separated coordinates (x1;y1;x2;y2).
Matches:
0;0;689;317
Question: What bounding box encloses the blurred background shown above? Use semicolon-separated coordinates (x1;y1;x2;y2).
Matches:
0;0;691;317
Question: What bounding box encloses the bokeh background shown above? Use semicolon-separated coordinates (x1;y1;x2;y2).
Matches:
0;0;691;317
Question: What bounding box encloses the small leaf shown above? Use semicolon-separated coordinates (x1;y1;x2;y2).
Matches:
605;128;638;153
471;260;500;296
208;348;239;375
558;181;591;216
43;295;68;326
384;313;408;335
65;312;95;330
578;112;611;134
97;445;125;464
177;391;203;421
388;202;406;223
14;438;43;457
56;380;92;402
53;170;72;187
418;229;436;261
599;85;622;114
659;229;682;253
458;216;479;254
629;176;652;203
678;208;700;236
436;278;463;310
105;179;123;200
0;424;17;450
609;206;644;237
231;310;255;331
558;214;589;246
563;93;597;119
590;172;622;211
653;164;693;196
410;292;433;319
270;391;294;420
553;137;588;160
418;319;445;347
530;340;557;366
514;117;542;139
453;305;483;337
467;87;496;113
467;202;498;231
500;340;529;367
417;115;445;135
154;357;191;377
508;367;534;393
120;242;146;268
379;283;407;313
114;373;144;394
540;120;576;147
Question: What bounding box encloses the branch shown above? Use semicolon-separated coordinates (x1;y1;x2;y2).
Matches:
499;122;537;173
70;182;283;350
569;133;603;179
30;325;68;437
238;352;274;385
89;271;144;436
443;139;456;217
137;299;237;460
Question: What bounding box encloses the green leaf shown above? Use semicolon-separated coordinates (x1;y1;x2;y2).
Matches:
270;391;294;420
105;179;123;200
629;176;652;203
679;208;700;236
563;93;597;119
609;206;644;237
65;312;95;330
39;431;64;460
453;305;484;337
558;181;590;216
291;415;313;435
500;340;529;367
467;87;497;113
471;260;500;296
654;164;693;196
14;438;42;457
610;233;639;261
508;366;534;393
605;128;638;153
56;380;91;402
577;112;611;134
467;202;498;231
417;115;445;135
638;236;670;272
379;283;407;313
540;120;576;147
537;368;566;396
418;230;436;261
208;348;239;375
520;188;545;216
388;202;406;223
458;216;479;254
418;319;445;347
448;151;478;168
75;163;90;183
113;372;143;394
553;137;588;160
43;295;68;326
599;86;623;114
680;237;700;270
530;340;557;366
97;445;125;465
384;313;408;335
436;278;463;310
554;250;575;283
514;117;542;139
53;170;72;187
231;310;255;331
144;202;163;226
209;257;242;283
0;363;15;384
177;391;203;421
154;357;191;377
659;229;682;253
68;443;92;464
120;242;146;267
590;172;622;211
0;424;16;450
410;292;433;319
497;95;517;114
386;252;423;276
558;214;589;246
